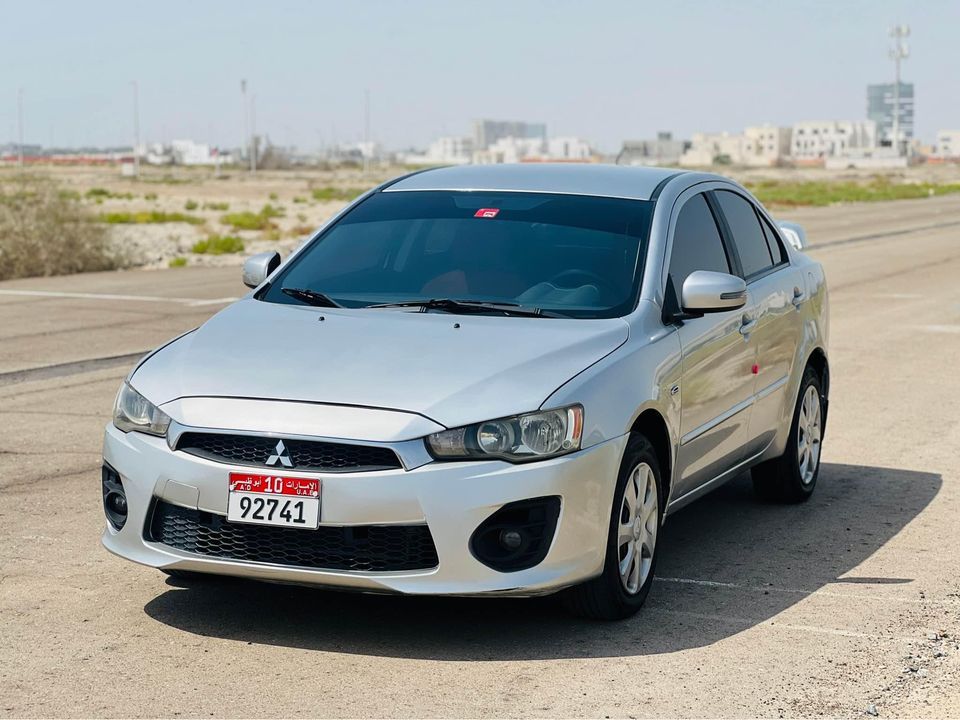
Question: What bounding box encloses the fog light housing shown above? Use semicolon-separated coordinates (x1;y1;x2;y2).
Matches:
469;496;561;572
101;464;128;530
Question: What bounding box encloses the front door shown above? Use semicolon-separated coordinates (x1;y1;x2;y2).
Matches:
666;192;759;499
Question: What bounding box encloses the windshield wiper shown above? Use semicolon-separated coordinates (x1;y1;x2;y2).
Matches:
281;287;343;308
367;298;561;318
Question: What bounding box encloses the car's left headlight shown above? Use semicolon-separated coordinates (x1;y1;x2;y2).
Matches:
113;381;171;437
426;405;583;463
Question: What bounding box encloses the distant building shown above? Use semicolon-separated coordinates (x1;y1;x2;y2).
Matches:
545;136;592;161
934;130;960;159
471;135;592;164
473;119;547;150
617;132;689;166
743;125;792;165
867;82;914;145
791;120;877;161
473;137;545;164
400;136;474;165
679;132;749;166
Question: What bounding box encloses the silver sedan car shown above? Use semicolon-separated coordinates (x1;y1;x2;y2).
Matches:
102;164;829;619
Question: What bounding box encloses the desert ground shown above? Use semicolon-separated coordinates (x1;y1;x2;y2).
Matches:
1;171;960;718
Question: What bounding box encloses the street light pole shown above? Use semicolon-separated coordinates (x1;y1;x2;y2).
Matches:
889;25;910;155
17;87;24;170
241;79;250;172
251;93;257;174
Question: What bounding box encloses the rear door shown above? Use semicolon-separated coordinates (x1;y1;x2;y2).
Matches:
713;190;804;456
667;191;759;499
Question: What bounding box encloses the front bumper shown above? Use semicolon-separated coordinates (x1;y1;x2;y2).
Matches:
102;424;627;596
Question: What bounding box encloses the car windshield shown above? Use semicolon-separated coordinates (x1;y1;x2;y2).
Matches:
260;190;653;319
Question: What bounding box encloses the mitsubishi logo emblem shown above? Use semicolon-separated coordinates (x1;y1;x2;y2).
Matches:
265;440;293;468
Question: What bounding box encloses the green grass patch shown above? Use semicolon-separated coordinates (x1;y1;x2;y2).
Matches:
220;203;283;230
99;210;205;224
86;187;134;200
747;179;960;207
310;186;366;202
184;199;198;210
292;196;306;203
203;201;229;211
168;256;188;268
144;192;158;201
191;235;245;255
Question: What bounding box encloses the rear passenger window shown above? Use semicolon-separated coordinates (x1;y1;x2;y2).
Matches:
668;194;730;303
759;216;786;266
715;190;773;278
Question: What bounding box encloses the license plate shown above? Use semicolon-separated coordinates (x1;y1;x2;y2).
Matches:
227;472;320;529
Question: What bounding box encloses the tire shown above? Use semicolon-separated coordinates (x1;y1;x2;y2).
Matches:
562;433;663;620
752;365;824;503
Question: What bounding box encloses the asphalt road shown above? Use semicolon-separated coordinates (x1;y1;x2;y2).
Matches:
2;195;960;718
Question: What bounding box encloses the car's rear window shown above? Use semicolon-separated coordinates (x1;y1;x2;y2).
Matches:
261;190;653;319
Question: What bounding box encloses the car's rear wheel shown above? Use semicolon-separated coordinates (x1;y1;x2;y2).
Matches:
562;433;662;620
752;365;824;503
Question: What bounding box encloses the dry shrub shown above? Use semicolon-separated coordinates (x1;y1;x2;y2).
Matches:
0;175;128;281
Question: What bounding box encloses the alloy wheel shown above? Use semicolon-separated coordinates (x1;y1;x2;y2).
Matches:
797;385;822;485
617;462;658;594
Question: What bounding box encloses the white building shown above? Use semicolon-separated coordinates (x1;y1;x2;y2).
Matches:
546;136;592;161
791;120;877;161
400;136;474;165
934;130;960;158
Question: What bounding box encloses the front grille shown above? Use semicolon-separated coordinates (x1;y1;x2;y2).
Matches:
148;500;439;572
177;432;402;473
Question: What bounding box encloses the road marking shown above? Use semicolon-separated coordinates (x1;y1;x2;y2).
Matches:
921;324;960;334
0;289;238;307
649;608;913;641
809;218;960;250
655;576;956;606
0;352;147;387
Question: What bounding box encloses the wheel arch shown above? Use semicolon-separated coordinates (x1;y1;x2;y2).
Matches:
805;346;830;434
629;408;673;502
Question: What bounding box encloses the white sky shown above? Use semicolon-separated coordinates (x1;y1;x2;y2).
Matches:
2;0;957;151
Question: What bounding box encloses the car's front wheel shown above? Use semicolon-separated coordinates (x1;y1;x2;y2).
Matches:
562;433;662;620
752;365;824;503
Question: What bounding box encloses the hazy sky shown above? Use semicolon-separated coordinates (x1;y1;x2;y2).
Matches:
2;0;957;152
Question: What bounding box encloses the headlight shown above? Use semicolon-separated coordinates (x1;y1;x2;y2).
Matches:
426;406;583;463
113;381;171;437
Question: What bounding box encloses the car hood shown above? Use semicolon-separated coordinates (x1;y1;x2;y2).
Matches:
132;299;629;429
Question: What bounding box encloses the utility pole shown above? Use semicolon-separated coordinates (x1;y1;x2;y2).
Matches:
363;89;370;175
17;87;24;170
241;79;250;171
889;25;910;155
131;80;141;179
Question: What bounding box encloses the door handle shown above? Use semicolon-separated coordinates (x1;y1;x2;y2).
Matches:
792;287;805;308
739;315;758;336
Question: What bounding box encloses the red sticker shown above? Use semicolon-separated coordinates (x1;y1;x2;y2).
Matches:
751;364;760;375
474;208;500;218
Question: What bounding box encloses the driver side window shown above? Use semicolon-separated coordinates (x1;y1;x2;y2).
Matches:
668;193;730;304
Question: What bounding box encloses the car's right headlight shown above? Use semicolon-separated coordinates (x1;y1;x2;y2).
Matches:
113;381;171;437
425;405;583;463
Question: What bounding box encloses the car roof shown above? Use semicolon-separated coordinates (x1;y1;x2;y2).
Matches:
383;163;687;201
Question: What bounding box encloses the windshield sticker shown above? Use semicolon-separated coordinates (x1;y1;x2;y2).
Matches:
473;208;500;218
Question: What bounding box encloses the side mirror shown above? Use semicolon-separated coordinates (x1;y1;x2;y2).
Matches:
242;251;281;288
681;270;747;314
777;221;807;251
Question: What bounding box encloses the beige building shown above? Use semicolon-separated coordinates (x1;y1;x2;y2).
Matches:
743;125;792;165
934;130;960;158
679;126;791;167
